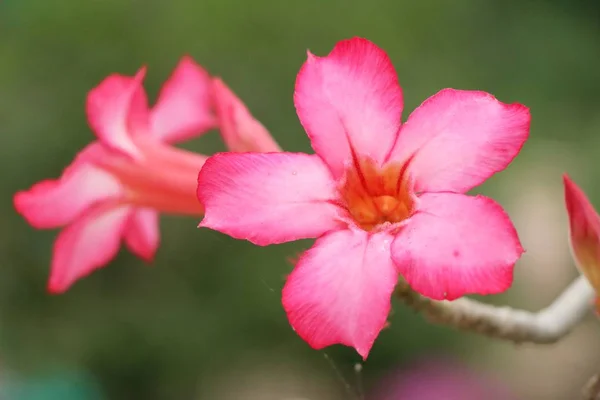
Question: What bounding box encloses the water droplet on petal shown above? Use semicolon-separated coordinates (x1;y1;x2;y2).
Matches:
292;170;297;176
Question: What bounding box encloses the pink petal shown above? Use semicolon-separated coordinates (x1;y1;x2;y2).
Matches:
150;56;216;143
563;174;600;294
392;193;523;300
197;152;344;245
294;37;403;178
48;204;132;293
282;228;398;359
212;78;281;152
389;89;530;193
14;160;123;229
86;68;149;158
124;208;160;262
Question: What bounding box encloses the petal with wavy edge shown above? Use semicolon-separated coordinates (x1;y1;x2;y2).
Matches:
213;78;280;152
392;193;523;300
86;68;149;158
151;57;216;143
48;204;132;293
198;152;344;245
14;160;122;229
283;228;398;359
294;37;403;178
389;89;530;193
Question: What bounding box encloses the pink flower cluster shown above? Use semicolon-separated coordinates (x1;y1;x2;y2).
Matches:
16;38;535;358
14;57;279;293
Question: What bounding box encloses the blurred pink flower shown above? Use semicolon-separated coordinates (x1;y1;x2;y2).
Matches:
212;78;280;153
15;57;279;293
370;358;517;400
197;37;529;358
564;174;600;312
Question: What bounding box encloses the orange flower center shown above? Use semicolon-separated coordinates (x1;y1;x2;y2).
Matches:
340;158;413;231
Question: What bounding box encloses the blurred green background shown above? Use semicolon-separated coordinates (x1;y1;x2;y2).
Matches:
2;1;600;399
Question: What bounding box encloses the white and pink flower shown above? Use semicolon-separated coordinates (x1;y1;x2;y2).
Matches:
197;37;530;358
15;56;279;293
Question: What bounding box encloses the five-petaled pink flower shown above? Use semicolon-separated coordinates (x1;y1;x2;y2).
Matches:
15;56;280;293
197;38;530;358
563;174;600;312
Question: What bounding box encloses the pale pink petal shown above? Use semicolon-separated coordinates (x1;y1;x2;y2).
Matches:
86;68;149;158
213;78;280;152
124;208;160;262
282;228;398;359
294;37;403;178
392;193;523;300
150;56;216;143
48;204;132;293
563;174;600;294
14;161;122;229
197;152;345;245
389;89;530;193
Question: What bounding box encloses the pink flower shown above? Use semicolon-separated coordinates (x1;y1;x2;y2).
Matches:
563;174;600;312
14;57;221;293
370;358;517;400
197;38;529;358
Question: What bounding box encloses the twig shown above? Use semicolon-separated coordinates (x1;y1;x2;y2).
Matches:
395;275;595;343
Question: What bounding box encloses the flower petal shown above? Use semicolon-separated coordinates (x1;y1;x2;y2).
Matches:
389;89;530;193
282;228;398;359
294;37;403;178
14;160;122;229
86;68;149;158
48;204;131;293
392;193;523;300
563;174;600;293
124;208;160;262
212;78;281;152
150;56;216;143
197;152;344;245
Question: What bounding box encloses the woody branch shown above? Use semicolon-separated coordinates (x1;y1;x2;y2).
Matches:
395;275;594;343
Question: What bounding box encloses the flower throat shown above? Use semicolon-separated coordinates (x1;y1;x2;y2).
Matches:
340;158;413;231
